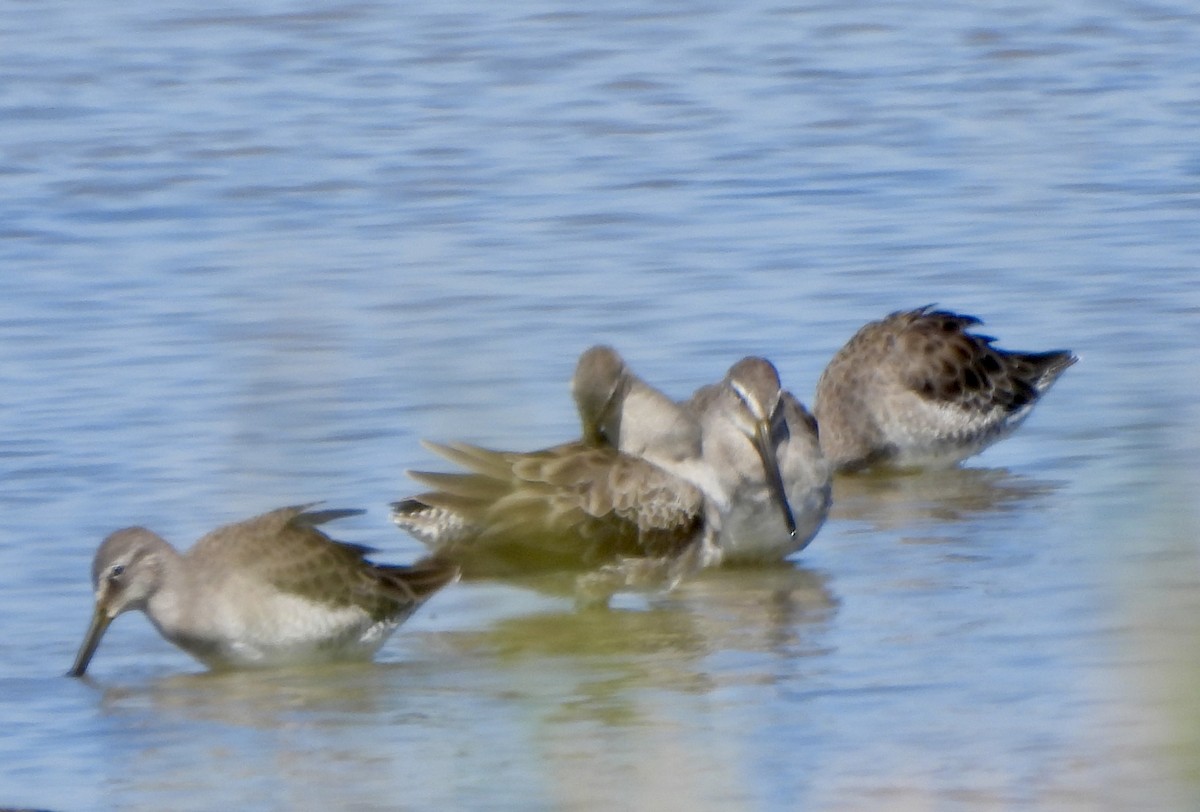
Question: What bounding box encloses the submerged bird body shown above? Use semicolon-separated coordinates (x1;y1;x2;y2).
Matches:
70;506;458;675
814;307;1078;472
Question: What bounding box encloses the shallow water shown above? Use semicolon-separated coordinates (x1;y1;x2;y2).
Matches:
2;0;1199;809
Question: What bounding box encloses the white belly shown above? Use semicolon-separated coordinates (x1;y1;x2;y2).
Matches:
151;588;400;669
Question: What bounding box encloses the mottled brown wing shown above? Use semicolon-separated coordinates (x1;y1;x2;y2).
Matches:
191;505;455;620
407;442;704;569
893;307;1073;415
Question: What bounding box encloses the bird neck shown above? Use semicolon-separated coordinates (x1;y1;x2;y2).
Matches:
142;546;191;639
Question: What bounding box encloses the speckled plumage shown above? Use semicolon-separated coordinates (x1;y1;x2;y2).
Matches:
813;306;1078;472
69;505;458;675
393;347;710;585
393;440;707;575
576;348;830;563
391;350;831;587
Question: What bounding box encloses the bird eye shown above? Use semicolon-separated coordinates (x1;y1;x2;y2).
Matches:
109;564;125;580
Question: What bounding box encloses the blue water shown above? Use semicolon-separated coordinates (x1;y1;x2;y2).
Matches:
2;0;1199;809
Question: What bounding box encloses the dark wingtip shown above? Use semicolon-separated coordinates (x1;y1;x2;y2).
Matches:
390;497;425;514
384;557;461;602
1029;349;1079;386
296;508;366;526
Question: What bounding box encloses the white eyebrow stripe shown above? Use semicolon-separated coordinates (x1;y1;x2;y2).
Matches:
730;379;767;421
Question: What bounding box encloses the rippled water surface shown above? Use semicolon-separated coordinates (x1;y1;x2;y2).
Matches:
3;1;1199;809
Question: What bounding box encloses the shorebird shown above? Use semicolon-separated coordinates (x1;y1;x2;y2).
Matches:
572;346;829;562
570;345;702;470
68;505;458;676
391;349;830;590
684;356;830;564
813;306;1078;473
393;440;709;581
393;347;709;581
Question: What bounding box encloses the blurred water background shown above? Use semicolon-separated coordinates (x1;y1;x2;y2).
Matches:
2;0;1199;809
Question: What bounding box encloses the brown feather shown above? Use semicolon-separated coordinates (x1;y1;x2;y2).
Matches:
815;306;1077;471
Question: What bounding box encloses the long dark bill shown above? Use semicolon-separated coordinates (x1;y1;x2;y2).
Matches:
754;421;797;538
68;605;112;677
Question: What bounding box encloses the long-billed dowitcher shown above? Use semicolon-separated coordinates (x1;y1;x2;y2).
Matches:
570;348;830;562
813;306;1078;473
684;356;831;564
392;347;709;580
573;346;829;562
391;349;830;588
68;505;459;676
392;440;708;578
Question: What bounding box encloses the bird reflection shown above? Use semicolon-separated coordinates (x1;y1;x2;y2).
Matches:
87;564;838;734
682;565;838;656
443;563;837;679
419;564;834;735
96;660;401;727
85;569;840;812
830;466;1061;530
